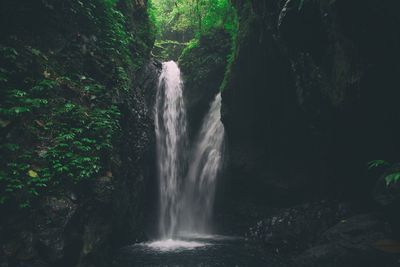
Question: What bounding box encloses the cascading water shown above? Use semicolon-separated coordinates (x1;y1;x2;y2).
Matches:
179;94;225;234
155;61;188;238
115;62;273;266
154;61;225;243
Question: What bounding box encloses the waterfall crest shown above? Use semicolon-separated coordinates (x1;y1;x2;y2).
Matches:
155;61;224;239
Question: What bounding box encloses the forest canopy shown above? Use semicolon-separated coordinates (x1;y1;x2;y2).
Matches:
148;0;237;41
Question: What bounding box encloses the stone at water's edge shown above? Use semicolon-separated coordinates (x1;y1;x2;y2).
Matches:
296;214;394;267
248;201;358;252
249;202;397;266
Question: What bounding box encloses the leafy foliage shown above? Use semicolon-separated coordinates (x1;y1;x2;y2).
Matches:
368;160;400;185
0;71;121;207
0;0;153;208
385;172;400;185
148;0;237;39
367;160;390;170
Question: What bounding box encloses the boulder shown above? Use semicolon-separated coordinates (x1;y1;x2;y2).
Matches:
248;201;358;253
295;213;397;267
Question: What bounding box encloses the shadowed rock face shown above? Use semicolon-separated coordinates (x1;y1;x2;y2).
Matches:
295;213;394;267
218;0;400;264
179;29;231;142
221;0;400;210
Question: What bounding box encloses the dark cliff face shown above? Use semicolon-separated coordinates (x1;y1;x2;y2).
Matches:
0;1;159;266
218;0;400;263
114;58;160;247
221;0;400;209
179;29;231;141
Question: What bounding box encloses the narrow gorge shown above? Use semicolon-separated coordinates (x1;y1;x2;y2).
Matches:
1;0;400;266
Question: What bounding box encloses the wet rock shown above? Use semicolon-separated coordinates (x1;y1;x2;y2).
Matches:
0;196;77;266
248;201;358;253
374;166;400;209
35;197;77;263
295;214;397;267
111;58;160;246
296;242;390;267
321;213;390;243
93;176;114;203
179;29;231;141
221;0;400;232
373;169;400;239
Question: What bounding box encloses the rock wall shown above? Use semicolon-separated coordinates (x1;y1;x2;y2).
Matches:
179;29;231;141
221;0;400;208
220;0;400;264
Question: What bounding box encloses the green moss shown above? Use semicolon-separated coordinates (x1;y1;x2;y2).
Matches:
219;11;238;92
179;28;231;97
179;39;200;60
153;40;188;61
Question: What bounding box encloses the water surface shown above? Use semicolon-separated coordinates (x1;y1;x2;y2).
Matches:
113;235;284;267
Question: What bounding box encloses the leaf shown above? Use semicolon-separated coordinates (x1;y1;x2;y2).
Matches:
385;172;400;186
28;170;38;178
0;119;11;127
31;48;41;56
367;160;389;170
43;70;51;78
0;196;7;204
35;120;44;127
12;106;31;114
19;202;30;209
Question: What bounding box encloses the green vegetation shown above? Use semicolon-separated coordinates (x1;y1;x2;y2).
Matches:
149;0;237;39
299;0;305;10
368;160;400;185
0;0;238;209
0;0;153;208
148;0;238;90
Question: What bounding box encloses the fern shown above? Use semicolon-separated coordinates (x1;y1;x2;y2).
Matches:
385;172;400;185
368;160;400;186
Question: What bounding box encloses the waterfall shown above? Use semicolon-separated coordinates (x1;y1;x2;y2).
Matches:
155;61;188;238
155;61;225;239
180;94;225;234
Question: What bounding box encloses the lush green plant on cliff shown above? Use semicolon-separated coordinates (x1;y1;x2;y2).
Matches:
0;0;153;208
0;67;122;208
368;160;400;185
220;18;238;92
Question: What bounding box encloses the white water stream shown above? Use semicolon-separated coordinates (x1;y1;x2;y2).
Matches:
153;61;225;249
